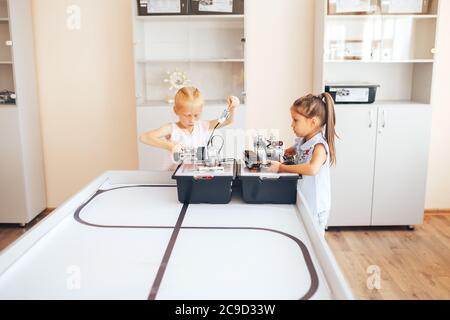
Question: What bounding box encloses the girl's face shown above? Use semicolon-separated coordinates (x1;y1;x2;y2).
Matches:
290;107;317;138
174;102;203;129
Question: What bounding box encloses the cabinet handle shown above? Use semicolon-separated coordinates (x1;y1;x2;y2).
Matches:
5;40;13;47
368;110;373;128
379;110;387;134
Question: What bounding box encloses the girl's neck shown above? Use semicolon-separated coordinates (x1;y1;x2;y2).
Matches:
177;122;194;134
304;129;322;142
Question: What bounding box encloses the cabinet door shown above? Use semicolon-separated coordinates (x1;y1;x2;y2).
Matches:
0;107;27;223
328;106;377;227
372;106;431;226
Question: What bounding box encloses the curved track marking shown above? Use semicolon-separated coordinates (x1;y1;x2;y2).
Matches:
73;185;319;300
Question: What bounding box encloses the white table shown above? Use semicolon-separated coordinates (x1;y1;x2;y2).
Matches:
0;171;353;300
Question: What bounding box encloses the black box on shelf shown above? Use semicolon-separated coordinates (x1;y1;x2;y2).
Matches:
172;159;236;204
137;0;189;16
189;0;244;15
0;90;16;105
325;83;379;104
238;162;300;204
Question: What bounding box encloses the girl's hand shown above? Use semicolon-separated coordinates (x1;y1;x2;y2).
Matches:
284;147;297;157
266;161;281;173
171;143;184;154
227;96;240;111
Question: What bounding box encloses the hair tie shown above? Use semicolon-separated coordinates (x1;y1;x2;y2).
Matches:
314;94;326;102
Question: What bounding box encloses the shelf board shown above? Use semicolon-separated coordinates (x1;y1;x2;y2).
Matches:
137;99;243;108
335;100;431;108
136;14;244;21
325;59;434;64
326;14;437;20
0;61;13;64
0;18;9;22
137;58;244;63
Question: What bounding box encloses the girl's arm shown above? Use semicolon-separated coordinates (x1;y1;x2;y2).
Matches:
209;96;239;130
139;123;180;152
278;144;327;176
209;109;235;130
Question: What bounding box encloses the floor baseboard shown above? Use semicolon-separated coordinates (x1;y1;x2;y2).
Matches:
425;209;450;215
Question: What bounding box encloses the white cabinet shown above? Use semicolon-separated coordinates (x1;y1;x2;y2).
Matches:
0;107;28;222
329;104;431;227
0;0;46;225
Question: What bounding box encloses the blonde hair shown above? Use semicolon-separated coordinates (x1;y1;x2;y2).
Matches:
174;87;204;112
291;92;338;165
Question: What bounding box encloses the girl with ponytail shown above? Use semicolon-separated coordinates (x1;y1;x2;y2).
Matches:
267;92;338;235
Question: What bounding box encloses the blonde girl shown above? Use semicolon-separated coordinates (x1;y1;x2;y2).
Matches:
140;87;239;170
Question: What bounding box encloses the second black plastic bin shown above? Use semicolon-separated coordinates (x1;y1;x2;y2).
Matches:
239;164;301;204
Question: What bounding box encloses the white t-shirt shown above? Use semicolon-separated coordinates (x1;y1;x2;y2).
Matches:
164;120;211;170
295;132;331;215
170;120;211;148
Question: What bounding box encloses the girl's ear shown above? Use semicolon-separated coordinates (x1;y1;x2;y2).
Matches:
311;116;321;127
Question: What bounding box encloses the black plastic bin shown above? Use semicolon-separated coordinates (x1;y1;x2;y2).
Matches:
239;164;300;204
172;160;236;204
325;84;379;104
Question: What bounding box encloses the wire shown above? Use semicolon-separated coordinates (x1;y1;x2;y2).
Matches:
207;122;221;148
211;135;225;154
208;106;232;147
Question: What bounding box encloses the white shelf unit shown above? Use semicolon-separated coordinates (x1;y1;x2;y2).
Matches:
133;16;245;103
137;58;245;63
0;0;13;100
324;59;434;63
136;14;245;21
137;99;234;108
314;0;440;227
0;0;6;18
0;0;46;225
315;1;438;104
325;14;438;20
132;1;247;171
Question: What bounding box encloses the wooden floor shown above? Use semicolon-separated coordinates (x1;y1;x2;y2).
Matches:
0;210;449;300
0;209;53;252
326;214;450;300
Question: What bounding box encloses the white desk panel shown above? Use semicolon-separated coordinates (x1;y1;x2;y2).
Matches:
0;171;352;300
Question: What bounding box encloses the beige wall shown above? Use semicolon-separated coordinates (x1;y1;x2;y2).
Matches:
32;0;138;207
32;0;449;208
246;0;315;144
425;0;450;208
